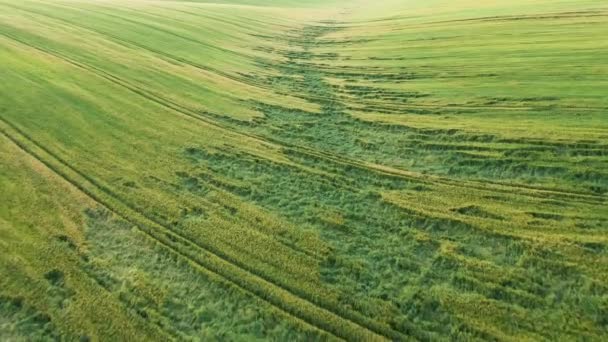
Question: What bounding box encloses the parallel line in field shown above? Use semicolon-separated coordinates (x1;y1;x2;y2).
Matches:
0;2;278;94
0;125;343;340
0;30;418;340
0;46;600;284
337;10;608;29
0;119;398;342
339;98;608;112
115;6;249;44
3;21;604;204
271;73;608;112
2;27;602;207
254;25;608;204
423;10;608;26
52;2;256;60
150;5;295;31
269;85;608;112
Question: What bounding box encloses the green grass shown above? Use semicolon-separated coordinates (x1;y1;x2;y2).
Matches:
0;0;607;340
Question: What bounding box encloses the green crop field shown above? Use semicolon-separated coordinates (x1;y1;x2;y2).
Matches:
1;0;607;340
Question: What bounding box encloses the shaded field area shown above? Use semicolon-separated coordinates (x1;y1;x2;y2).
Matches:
1;0;607;340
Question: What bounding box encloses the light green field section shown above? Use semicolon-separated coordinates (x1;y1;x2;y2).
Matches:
1;0;607;340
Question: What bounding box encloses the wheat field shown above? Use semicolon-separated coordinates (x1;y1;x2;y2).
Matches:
1;0;607;340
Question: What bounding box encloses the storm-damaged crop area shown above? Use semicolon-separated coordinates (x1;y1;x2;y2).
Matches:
1;0;607;340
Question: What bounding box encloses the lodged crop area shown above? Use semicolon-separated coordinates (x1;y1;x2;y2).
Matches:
1;0;607;340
